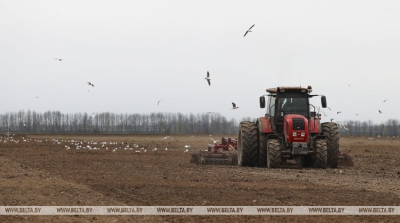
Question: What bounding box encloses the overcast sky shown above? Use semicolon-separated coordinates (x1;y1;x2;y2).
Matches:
1;0;399;124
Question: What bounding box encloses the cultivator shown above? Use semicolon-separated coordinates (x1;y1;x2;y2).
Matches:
190;137;238;165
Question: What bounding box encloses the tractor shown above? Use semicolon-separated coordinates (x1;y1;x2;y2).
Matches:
237;86;341;168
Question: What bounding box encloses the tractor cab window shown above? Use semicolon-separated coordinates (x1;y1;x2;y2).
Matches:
268;95;275;117
278;97;308;117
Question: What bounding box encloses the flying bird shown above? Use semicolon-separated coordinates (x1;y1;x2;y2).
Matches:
210;138;219;144
205;71;211;86
158;98;164;106
87;82;94;87
232;102;239;110
383;99;388;102
337;111;341;114
343;126;349;131
379;110;382;114
330;118;334;122
243;24;255;37
54;58;62;61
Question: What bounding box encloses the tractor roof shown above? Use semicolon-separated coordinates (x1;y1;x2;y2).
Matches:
266;86;312;94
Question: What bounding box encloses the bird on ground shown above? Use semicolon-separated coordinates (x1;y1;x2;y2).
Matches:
184;145;191;149
243;24;255;37
133;143;139;148
232;102;239;110
379;110;382;114
184;149;189;153
205;71;211;86
337;111;341;114
87;82;94;87
162;136;170;140
210;138;219;144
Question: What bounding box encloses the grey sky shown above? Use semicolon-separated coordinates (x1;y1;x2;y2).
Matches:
1;0;399;123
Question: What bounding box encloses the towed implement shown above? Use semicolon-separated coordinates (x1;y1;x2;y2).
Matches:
190;137;238;165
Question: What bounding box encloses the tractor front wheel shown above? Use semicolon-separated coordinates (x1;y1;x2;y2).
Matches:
267;139;281;168
321;122;339;168
314;139;327;169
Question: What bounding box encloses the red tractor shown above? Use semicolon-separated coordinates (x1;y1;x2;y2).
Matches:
237;86;341;168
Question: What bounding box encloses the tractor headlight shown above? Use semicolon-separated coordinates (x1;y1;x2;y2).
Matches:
301;132;305;137
293;132;297;137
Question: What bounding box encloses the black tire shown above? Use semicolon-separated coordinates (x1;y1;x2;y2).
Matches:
321;122;339;168
267;139;281;168
301;155;313;168
237;122;258;167
314;139;327;169
257;132;268;167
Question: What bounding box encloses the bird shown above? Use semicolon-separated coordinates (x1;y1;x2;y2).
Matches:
322;111;327;116
379;110;382;114
184;149;189;153
243;24;255;37
232;102;239;110
327;107;332;111
35;96;39;99
54;58;62;61
337;111;341;114
383;99;388;102
87;82;94;87
330;118;334;122
210;138;219;144
184;145;191;149
356;113;359;116
158;98;164;106
162;136;170;140
205;71;211;86
343;126;349;131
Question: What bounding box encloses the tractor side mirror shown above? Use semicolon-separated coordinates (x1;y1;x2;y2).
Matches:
321;96;327;108
260;96;265;108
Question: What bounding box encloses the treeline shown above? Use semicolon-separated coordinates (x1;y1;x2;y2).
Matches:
0;110;398;137
0;110;239;135
336;119;400;137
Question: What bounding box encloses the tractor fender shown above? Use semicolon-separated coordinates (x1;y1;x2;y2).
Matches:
309;117;320;134
257;117;273;134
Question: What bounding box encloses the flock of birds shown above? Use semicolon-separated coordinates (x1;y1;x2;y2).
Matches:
0;133;197;155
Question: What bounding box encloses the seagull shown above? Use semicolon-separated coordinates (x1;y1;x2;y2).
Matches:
327;107;332;111
343;126;349;131
379;110;382;114
205;71;211;86
184;149;189;153
383;99;388;102
158;98;164;106
54;58;62;61
35;96;39;99
184;145;191;149
243;24;255;37
330;118;334;122
162;136;170;140
210;138;219;144
87;82;94;87
232;102;239;110
337;111;341;114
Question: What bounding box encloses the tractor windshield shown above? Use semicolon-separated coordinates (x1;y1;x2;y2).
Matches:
277;95;309;117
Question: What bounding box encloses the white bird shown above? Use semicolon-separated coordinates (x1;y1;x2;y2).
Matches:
343;126;349;131
165;148;168;151
232;102;239;110
184;149;189;153
153;147;157;151
135;150;141;154
210;138;219;144
184;145;191;149
205;71;211;86
243;24;255;37
133;143;139;148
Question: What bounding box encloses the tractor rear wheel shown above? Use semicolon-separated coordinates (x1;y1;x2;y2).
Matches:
237;121;258;167
257;132;268;167
321;122;339;168
267;139;281;168
314;139;327;169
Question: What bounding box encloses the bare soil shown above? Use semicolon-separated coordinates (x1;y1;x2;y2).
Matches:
1;134;400;222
